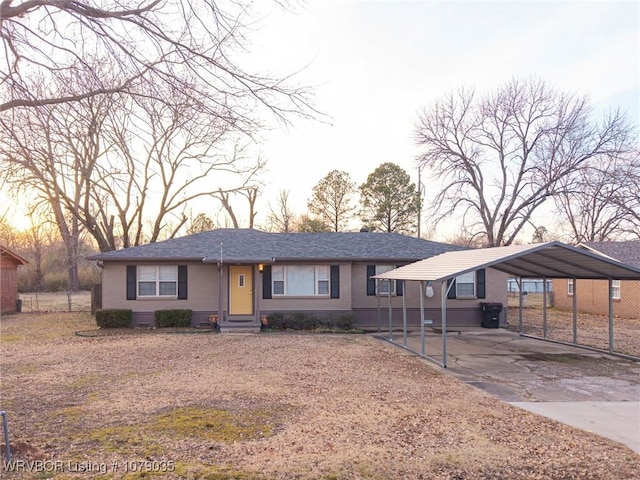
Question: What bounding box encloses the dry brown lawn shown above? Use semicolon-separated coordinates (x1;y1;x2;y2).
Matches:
506;299;640;358
1;313;639;479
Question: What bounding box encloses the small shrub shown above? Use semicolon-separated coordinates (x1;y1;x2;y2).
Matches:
155;309;193;328
264;312;357;332
328;314;355;330
267;313;285;330
95;309;132;328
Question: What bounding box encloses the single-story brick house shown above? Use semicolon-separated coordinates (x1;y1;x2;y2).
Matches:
88;229;508;330
1;245;28;315
553;241;640;319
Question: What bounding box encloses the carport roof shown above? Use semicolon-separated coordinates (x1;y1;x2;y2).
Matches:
373;241;640;281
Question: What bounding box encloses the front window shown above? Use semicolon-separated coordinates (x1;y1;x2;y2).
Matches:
376;265;396;295
272;265;330;296
567;279;574;296
612;280;621;300
455;272;475;297
138;265;177;297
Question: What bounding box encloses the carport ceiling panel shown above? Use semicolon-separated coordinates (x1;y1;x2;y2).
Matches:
373;241;640;282
501;255;570;278
533;249;616;279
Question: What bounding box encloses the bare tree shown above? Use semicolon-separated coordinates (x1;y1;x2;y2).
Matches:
531;226;551;243
243;186;260;229
0;100;89;287
1;0;317;130
0;210;19;249
614;155;640;239
1;77;268;252
553;155;637;243
212;151;266;228
187;213;216;235
264;190;296;232
307;170;357;232
444;227;487;248
415;77;635;246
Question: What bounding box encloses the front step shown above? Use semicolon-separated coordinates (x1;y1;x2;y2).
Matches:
219;318;261;334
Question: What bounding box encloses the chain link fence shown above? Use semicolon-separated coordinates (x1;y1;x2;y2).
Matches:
506;293;640;359
17;291;92;313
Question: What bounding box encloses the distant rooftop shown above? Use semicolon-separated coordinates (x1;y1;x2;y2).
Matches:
579;241;640;269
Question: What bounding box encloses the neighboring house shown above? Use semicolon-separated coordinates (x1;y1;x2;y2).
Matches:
88;229;508;330
507;278;552;293
1;245;28;315
553;241;640;319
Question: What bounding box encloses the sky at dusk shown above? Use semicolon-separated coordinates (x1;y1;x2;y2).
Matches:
2;0;638;240
244;0;639;238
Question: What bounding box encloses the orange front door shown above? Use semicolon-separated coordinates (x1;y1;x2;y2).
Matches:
229;266;253;315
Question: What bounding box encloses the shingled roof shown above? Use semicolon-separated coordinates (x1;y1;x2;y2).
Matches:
87;229;467;263
579;241;640;269
1;245;28;265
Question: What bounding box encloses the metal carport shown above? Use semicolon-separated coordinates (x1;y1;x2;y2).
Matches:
373;241;640;367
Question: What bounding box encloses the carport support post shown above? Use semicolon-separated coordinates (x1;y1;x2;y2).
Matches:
572;278;578;345
517;277;523;334
376;279;381;334
388;282;393;340
609;278;614;353
402;282;408;347
442;279;450;368
543;276;548;339
420;281;426;356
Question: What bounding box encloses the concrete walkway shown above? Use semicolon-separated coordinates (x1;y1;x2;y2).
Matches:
378;328;640;454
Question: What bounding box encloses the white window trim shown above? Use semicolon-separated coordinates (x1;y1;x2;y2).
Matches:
567;279;574;296
455;271;476;298
375;265;396;296
272;265;330;297
138;265;178;298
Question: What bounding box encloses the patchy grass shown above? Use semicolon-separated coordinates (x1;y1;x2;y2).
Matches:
1;311;95;343
79;406;281;456
2;313;639;480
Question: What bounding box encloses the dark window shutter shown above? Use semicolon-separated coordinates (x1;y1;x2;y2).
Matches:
178;265;188;299
126;265;136;300
330;265;340;299
476;268;486;299
447;278;457;299
366;265;376;296
263;265;272;299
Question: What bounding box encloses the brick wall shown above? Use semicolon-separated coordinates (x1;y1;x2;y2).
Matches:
553;278;640;319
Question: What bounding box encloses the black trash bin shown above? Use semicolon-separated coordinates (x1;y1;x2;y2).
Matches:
480;302;502;328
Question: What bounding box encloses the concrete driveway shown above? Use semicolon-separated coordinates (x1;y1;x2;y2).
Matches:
379;328;640;454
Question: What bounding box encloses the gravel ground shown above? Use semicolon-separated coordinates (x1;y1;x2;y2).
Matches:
1;312;639;479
